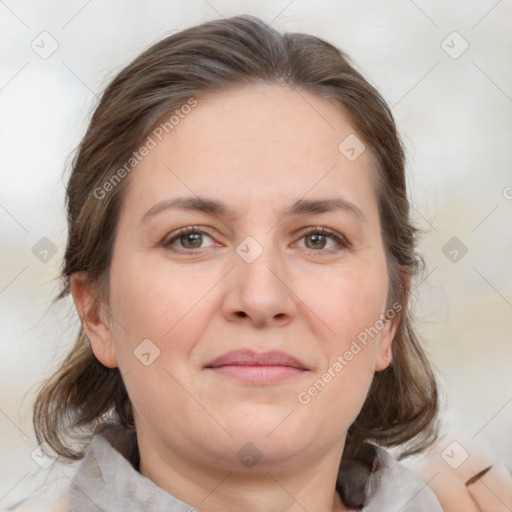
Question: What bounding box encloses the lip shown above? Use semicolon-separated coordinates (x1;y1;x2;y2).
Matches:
205;349;309;384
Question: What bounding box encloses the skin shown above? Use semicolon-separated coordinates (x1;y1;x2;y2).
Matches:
72;84;397;512
406;432;512;512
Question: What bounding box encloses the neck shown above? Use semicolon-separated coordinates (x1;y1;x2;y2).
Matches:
137;435;350;512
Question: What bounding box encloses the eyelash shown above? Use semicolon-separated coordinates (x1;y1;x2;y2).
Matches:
164;225;350;254
296;226;350;252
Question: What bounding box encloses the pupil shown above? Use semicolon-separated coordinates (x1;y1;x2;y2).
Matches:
307;234;326;249
182;233;202;248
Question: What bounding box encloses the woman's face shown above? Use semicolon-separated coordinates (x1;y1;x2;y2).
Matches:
84;84;396;474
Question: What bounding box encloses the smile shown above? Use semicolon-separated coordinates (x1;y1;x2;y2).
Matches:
205;349;309;384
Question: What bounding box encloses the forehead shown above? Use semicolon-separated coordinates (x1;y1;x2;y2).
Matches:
123;84;378;220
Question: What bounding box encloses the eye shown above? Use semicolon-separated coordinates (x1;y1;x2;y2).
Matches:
295;227;350;251
164;227;217;252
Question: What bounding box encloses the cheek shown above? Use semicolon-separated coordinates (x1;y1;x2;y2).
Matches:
106;255;227;415
106;259;222;432
295;258;388;423
108;255;220;345
308;258;389;351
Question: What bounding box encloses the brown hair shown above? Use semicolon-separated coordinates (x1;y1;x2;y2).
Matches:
33;15;438;508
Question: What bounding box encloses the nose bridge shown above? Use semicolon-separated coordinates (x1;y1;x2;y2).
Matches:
236;234;286;297
223;233;296;326
239;238;280;288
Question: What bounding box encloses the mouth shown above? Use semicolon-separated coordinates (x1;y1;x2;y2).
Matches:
205;349;309;384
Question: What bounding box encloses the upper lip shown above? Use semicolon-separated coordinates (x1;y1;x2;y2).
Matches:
205;350;309;370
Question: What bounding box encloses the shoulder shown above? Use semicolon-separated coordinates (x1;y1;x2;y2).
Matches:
403;429;512;512
363;447;443;512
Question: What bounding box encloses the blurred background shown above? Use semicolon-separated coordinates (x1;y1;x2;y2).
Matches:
1;0;511;503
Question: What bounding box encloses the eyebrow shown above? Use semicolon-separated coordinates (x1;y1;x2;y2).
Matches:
142;196;366;223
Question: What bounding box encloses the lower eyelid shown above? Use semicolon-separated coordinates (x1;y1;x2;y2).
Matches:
295;238;346;251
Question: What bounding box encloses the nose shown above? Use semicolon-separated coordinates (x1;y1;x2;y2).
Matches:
221;242;297;328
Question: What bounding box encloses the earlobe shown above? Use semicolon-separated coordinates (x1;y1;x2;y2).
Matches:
70;273;118;368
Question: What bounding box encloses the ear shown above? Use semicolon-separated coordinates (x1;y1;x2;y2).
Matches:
374;314;397;371
375;270;411;371
70;273;118;368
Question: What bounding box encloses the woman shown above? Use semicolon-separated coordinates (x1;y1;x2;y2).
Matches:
22;15;443;511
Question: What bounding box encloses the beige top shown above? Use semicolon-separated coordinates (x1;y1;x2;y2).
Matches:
3;428;443;511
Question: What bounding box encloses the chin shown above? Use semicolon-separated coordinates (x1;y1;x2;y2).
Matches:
224;409;311;452
213;434;310;474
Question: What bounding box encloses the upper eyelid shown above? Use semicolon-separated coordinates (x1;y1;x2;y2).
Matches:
164;226;215;244
295;226;350;247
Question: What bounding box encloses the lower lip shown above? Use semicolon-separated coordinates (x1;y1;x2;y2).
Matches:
208;365;306;384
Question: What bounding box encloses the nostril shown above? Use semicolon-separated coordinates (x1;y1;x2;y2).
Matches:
236;311;247;318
